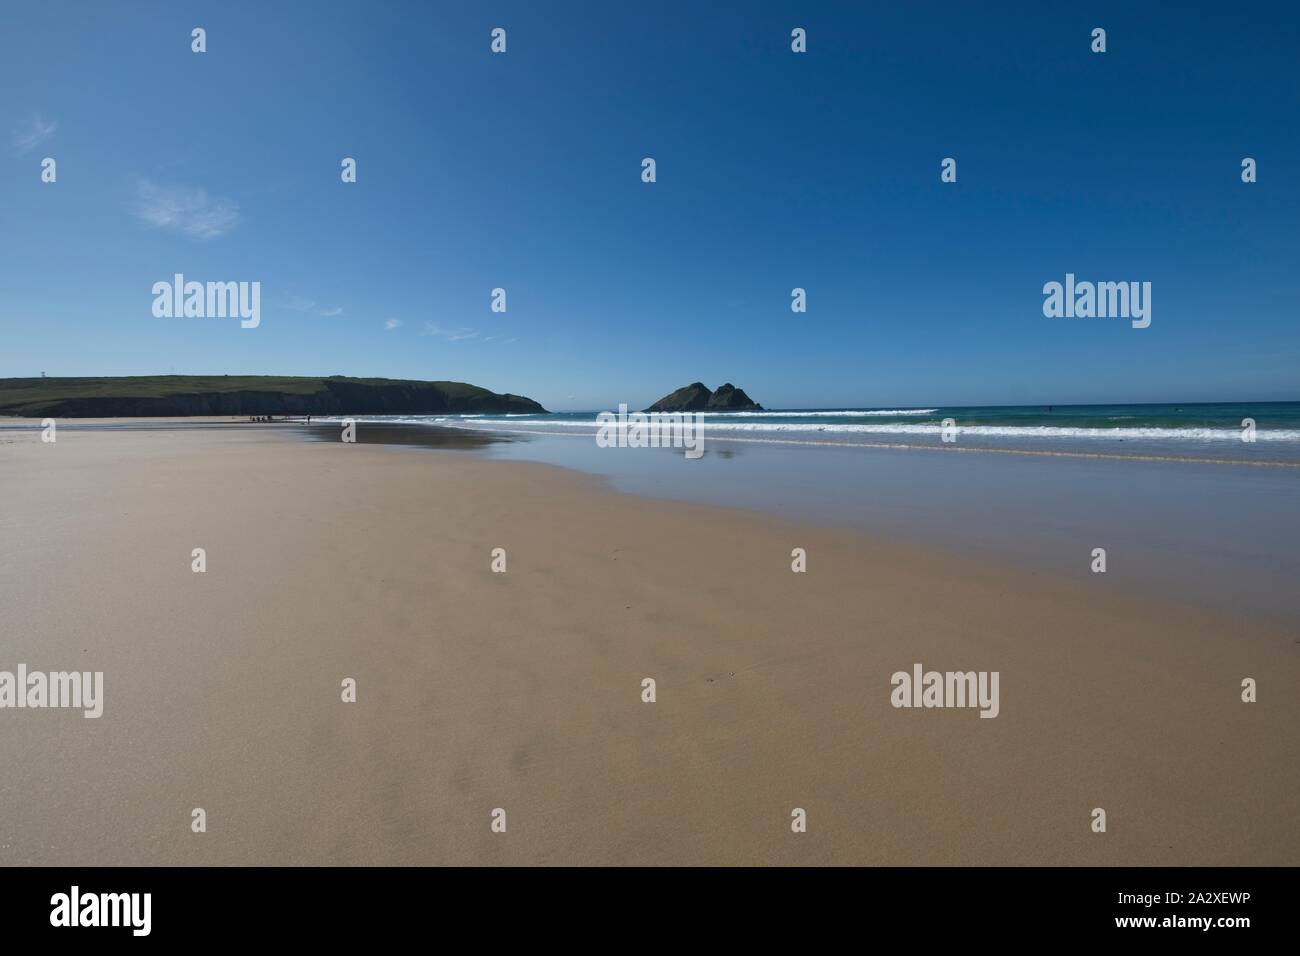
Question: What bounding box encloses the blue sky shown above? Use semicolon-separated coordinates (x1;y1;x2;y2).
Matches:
2;1;1297;410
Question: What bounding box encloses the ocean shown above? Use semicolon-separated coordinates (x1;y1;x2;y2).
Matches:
340;402;1300;465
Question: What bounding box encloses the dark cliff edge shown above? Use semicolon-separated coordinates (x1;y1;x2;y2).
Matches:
0;376;547;418
646;382;763;412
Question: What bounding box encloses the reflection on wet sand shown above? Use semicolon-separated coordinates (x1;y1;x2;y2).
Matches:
298;422;525;450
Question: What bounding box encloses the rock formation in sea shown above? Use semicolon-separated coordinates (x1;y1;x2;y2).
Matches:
645;382;762;412
706;383;760;410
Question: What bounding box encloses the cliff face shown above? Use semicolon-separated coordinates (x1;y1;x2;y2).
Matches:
646;382;762;412
0;376;546;418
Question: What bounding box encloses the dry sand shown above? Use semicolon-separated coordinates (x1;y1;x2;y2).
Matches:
1;424;1297;865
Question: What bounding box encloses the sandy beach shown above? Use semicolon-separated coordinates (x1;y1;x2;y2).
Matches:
1;423;1297;866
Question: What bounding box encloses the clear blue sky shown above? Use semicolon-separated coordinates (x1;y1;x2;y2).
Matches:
3;1;1297;410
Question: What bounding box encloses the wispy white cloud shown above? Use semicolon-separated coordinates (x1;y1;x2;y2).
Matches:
129;178;240;239
283;295;317;312
13;113;56;154
422;322;479;341
385;318;402;330
281;297;344;317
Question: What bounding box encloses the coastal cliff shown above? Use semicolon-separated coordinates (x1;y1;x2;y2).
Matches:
0;376;547;417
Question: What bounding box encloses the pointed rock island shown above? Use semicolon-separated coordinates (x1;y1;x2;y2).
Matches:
645;382;763;412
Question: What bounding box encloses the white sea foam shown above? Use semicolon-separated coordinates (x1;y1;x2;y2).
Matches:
308;415;1300;443
711;408;938;417
655;422;1300;441
439;419;1300;442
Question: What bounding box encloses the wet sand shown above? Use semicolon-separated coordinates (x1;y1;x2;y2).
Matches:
1;424;1297;865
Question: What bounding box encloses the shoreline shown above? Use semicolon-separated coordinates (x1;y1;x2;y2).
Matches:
6;413;1300;468
2;424;1297;865
427;420;1300;469
9;417;1300;625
